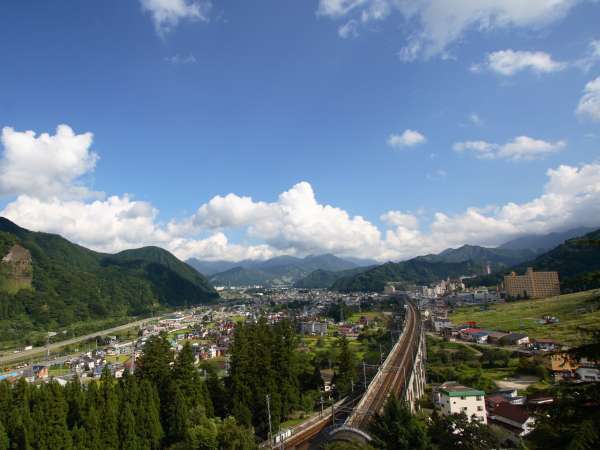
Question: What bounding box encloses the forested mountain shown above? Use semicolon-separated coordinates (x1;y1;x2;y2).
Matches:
0;217;217;346
198;253;362;287
498;227;593;253
470;228;600;291
417;244;537;270
293;266;373;289
331;260;477;292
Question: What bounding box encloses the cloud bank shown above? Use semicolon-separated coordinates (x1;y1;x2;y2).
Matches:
1;124;599;262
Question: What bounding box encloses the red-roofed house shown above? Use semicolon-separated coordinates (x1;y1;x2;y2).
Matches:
491;403;535;436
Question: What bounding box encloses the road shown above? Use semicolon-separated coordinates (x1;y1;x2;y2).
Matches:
0;317;155;367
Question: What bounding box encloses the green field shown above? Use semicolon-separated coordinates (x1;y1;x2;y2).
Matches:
346;311;386;324
449;289;600;345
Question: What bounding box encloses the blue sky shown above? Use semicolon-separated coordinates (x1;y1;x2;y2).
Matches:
0;0;599;262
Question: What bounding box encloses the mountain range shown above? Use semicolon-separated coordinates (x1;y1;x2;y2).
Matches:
0;217;217;346
301;227;595;291
187;227;593;290
498;227;594;253
188;254;375;287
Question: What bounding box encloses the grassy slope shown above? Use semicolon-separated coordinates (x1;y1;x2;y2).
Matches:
449;289;600;345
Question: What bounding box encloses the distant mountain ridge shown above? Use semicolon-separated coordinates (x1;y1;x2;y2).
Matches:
294;243;537;291
417;244;537;269
188;253;364;287
293;266;374;289
0;217;217;345
498;227;593;253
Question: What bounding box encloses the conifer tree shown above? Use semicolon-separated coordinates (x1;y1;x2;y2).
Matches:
0;420;9;450
118;401;141;450
99;368;119;450
83;383;102;450
7;408;30;450
136;380;163;449
334;334;356;397
70;425;87;450
205;364;227;418
164;383;189;445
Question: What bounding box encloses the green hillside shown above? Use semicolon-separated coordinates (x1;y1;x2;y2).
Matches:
469;228;600;292
293;266;372;289
0;217;218;347
449;289;600;345
331;259;476;292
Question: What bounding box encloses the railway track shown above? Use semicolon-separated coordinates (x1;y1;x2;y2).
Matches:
345;302;419;429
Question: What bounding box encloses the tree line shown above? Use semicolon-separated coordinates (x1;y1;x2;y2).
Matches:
0;336;255;450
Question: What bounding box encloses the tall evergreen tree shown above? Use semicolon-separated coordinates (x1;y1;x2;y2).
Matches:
369;397;429;450
334;334;357;397
118;402;141;450
164;384;189;445
7;408;30;450
99;368;119;450
83;384;102;450
136;380;163;449
0;420;9;450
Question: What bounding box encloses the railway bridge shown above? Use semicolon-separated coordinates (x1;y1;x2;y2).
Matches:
275;301;426;449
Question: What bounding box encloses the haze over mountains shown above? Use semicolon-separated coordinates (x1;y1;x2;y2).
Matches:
187;254;374;287
189;227;591;288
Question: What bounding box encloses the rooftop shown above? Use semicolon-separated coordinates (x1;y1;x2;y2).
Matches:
493;403;530;425
439;382;485;397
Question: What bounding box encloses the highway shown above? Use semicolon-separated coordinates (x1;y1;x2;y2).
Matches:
0;317;155;367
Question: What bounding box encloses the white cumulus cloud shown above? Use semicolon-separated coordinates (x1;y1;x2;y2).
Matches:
473;49;567;76
388;129;427;148
0;124;99;199
140;0;211;35
576;77;600;121
454;136;566;161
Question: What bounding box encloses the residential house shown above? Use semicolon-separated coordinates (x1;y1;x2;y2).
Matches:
487;331;509;345
500;333;530;346
436;382;487;424
491;402;535;436
471;331;489;344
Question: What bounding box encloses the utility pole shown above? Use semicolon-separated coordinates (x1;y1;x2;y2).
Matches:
331;402;335;426
379;343;383;366
266;394;273;449
363;361;367;390
320;392;324;417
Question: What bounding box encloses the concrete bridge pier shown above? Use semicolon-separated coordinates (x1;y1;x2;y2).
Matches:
404;327;426;412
